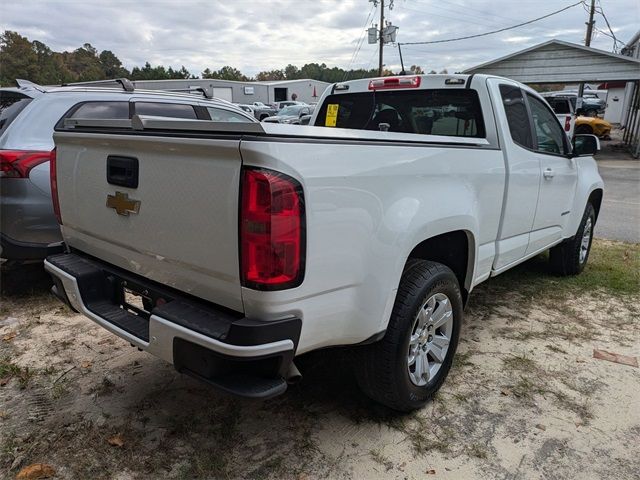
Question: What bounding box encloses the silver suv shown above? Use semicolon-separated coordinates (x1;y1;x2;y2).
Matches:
0;80;255;266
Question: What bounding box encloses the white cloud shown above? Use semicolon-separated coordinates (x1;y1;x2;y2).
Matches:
1;0;638;76
502;36;533;43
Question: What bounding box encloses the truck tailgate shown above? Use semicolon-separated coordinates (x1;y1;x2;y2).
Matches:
53;131;244;311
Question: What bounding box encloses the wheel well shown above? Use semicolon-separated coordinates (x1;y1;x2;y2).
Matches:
588;189;603;220
407;231;471;303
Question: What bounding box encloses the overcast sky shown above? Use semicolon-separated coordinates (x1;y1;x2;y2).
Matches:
3;0;639;76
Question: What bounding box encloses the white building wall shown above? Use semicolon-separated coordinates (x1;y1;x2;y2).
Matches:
604;87;626;124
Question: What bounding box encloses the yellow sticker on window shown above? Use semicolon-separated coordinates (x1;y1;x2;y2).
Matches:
325;104;339;127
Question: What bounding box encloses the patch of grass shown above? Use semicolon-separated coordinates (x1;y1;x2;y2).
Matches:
510;376;548;400
503;353;537;372
553;391;593;424
0;430;19;469
0;357;35;389
453;351;475;369
466;443;489;459
486;240;640;298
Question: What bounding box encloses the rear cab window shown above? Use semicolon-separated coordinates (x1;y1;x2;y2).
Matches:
314;89;485;138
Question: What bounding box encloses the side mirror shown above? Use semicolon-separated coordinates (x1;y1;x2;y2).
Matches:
572;134;600;157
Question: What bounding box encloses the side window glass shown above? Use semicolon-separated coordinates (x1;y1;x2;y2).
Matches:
207;107;251;123
499;85;533;149
527;94;566;155
135;102;197;119
70;101;129;119
549;98;570;114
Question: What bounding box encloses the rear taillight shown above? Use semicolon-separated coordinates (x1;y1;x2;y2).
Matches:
50;148;62;225
0;150;51;178
240;168;304;290
564;116;571;132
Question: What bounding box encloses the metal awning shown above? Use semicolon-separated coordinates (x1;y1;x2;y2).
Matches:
463;40;640;83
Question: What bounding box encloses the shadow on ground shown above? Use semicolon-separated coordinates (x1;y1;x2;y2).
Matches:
1;262;52;298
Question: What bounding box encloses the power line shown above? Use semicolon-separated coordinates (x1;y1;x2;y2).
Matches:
399;1;584;46
595;0;624;52
343;4;376;80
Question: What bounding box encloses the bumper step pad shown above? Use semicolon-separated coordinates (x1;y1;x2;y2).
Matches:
45;252;301;400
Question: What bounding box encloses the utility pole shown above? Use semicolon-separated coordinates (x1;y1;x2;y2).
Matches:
578;0;596;104
368;0;397;76
378;0;385;76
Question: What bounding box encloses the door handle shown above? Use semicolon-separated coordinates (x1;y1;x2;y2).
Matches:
543;168;555;179
107;155;139;188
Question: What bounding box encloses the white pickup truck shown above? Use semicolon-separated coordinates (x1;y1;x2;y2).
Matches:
45;74;603;411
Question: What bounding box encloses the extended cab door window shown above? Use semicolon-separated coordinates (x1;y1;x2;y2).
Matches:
526;94;567;155
134;102;198;119
499;85;533;149
314;89;485;138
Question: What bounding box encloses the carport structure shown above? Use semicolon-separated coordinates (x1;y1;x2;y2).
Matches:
463;39;640;157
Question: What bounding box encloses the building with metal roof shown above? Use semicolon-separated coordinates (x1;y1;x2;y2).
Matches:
464;38;640;157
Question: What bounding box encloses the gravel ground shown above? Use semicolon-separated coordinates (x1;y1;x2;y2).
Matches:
1;239;638;480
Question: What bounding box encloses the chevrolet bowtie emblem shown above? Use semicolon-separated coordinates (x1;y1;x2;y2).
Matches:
106;191;141;216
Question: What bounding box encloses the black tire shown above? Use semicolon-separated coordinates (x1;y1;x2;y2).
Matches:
549;203;596;276
354;260;463;412
575;124;593;135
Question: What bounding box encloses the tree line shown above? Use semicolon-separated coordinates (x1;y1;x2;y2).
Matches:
0;31;437;87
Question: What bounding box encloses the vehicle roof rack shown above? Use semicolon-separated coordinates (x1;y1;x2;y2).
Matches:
61;78;135;92
165;87;213;99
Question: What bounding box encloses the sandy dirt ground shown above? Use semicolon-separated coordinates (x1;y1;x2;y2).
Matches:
1;240;638;480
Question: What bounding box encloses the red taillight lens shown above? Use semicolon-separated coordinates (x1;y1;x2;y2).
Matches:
564;116;571;132
50;148;62;225
240;168;304;290
0;150;51;178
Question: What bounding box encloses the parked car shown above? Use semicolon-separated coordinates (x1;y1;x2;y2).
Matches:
238;103;277;121
544;95;576;138
575;116;612;138
545;95;612;139
46;74;602;411
543;92;605;117
0;79;255;267
262;104;313;124
273;100;307;110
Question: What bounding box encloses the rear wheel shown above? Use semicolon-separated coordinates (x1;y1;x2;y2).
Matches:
549;203;595;275
355;260;463;411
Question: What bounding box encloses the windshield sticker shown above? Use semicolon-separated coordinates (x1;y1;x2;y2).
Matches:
325;104;339;127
